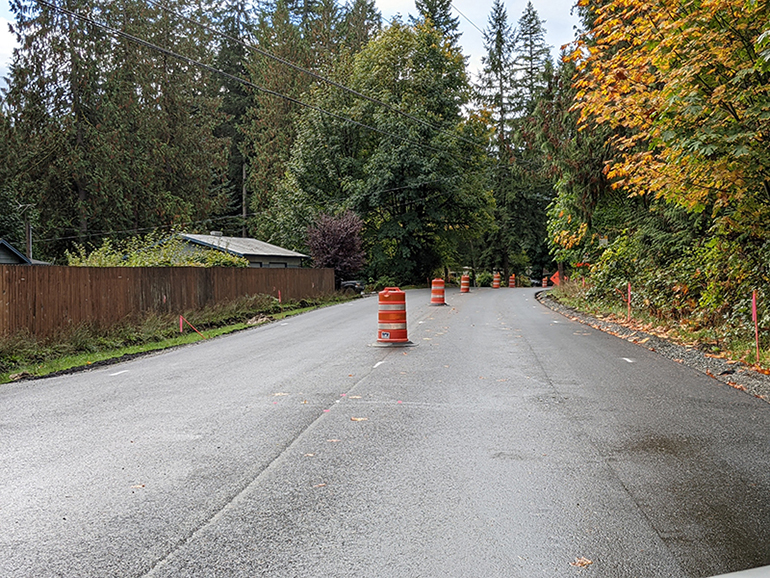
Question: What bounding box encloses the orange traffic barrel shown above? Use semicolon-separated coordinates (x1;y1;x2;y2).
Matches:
376;287;413;346
492;272;501;288
460;275;470;293
542;277;548;288
509;274;515;287
430;278;446;306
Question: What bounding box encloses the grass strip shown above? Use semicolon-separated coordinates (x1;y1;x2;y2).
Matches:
1;295;355;384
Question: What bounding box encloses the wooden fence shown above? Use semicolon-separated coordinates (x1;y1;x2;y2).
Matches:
0;265;335;339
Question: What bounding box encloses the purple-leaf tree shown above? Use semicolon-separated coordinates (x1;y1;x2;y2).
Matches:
307;211;366;280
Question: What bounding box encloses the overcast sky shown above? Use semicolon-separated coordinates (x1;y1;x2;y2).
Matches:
0;0;581;91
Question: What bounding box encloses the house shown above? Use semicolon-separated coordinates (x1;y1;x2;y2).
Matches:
0;239;31;265
179;233;308;268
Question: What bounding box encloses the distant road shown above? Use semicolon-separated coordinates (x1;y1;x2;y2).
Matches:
1;288;768;577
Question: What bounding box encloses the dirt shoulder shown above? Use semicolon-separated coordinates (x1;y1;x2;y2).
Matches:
537;291;770;405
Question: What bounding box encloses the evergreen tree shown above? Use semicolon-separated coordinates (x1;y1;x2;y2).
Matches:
341;0;381;53
4;0;108;255
243;0;311;240
0;104;27;248
211;0;255;235
511;1;551;117
305;0;345;71
476;0;514;152
3;0;228;258
412;0;460;43
475;0;554;279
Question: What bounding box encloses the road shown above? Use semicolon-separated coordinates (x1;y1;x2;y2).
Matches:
1;287;769;577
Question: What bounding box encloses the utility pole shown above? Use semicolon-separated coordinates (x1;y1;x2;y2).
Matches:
18;203;34;260
242;163;247;238
25;221;32;260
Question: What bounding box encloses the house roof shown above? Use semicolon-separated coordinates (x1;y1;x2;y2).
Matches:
179;234;308;260
0;239;32;264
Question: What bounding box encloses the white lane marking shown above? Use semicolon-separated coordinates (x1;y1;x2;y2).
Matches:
622;358;635;363
109;370;129;376
373;361;385;368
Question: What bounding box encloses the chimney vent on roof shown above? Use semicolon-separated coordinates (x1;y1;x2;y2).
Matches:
210;231;223;237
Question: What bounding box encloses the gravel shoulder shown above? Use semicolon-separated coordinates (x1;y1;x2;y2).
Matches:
538;291;770;405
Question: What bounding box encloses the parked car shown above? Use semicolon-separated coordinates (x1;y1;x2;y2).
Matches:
340;280;365;294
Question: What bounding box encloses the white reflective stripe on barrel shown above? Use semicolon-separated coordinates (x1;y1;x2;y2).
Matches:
379;304;406;310
379;322;407;328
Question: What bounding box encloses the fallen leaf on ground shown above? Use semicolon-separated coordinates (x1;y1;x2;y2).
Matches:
273;392;289;396
304;453;315;457
349;395;362;399
313;483;326;488
131;484;145;489
327;439;341;442
351;417;368;421
570;557;593;567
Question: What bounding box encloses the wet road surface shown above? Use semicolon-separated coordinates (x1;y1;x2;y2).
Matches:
1;287;768;577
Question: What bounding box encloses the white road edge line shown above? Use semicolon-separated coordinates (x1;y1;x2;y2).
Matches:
109;370;129;376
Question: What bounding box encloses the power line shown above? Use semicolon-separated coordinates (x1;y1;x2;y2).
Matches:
34;178;461;245
451;3;485;36
35;0;447;156
145;0;486;152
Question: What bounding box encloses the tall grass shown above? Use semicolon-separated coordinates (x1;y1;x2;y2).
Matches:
0;292;353;380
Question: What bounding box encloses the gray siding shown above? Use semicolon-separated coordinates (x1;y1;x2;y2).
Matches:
0;247;26;265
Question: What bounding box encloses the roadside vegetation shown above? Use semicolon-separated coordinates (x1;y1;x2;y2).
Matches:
0;293;358;384
66;232;250;267
1;0;768;360
551;281;770;373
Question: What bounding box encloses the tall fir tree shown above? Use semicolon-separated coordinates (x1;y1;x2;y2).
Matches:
476;0;554;279
243;0;311;240
341;0;381;54
305;0;345;71
412;0;460;43
511;1;551;117
3;0;228;258
476;0;514;153
211;0;255;235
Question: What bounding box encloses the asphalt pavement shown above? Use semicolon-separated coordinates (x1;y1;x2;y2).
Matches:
1;287;768;577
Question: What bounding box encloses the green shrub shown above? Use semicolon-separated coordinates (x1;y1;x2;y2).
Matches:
476;271;493;287
67;231;249;268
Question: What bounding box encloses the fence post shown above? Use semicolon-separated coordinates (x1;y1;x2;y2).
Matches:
627;282;631;322
753;291;760;363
